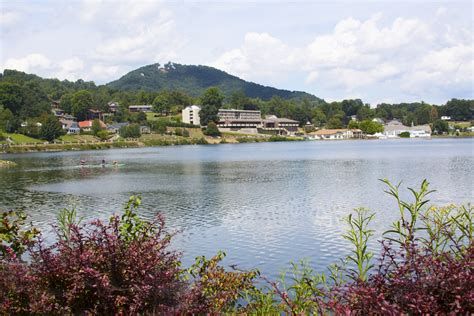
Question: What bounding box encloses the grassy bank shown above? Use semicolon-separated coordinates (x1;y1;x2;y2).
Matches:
2;141;143;153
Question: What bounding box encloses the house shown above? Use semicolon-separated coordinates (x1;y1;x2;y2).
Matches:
182;105;201;126
309;129;361;140
65;121;80;134
60;117;80;134
261;115;299;135
108;102;119;113
87;109;103;120
78;120;106;132
107;122;129;134
441;116;451;121
382;120;431;138
129;105;153;112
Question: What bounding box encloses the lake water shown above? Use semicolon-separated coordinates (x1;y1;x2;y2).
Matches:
1;138;472;278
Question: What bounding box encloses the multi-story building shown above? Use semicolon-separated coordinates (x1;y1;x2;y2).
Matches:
182;105;201;126
129;105;153;113
217;109;262;133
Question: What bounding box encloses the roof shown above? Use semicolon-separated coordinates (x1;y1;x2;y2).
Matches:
313;129;353;135
383;121;431;133
107;122;129;129
218;109;261;113
88;109;102;113
185;105;201;110
263;117;299;124
78;120;106;128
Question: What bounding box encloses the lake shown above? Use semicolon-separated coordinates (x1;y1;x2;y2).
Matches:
0;138;472;278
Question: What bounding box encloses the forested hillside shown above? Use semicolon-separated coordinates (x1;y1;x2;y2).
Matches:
107;62;321;101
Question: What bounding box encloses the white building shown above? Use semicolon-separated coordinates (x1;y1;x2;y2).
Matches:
441;116;451;121
382;120;431;138
182;105;201;126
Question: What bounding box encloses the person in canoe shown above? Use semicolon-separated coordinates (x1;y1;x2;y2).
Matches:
80;159;87;166
113;160;119;166
101;159;106;167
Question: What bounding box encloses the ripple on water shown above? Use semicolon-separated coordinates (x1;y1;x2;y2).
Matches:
0;139;472;278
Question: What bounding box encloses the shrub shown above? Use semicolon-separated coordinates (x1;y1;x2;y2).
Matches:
0;131;5;141
182;129;190;137
203;121;221;137
119;124;141;138
96;130;109;141
174;128;183;136
399;131;410;138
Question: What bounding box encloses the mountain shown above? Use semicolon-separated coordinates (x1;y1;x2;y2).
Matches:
107;62;322;101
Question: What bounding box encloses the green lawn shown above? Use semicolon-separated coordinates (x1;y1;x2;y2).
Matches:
58;134;98;142
6;133;43;144
146;112;182;122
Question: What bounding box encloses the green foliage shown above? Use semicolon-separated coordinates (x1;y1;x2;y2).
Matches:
358;120;384;135
91;119;102;136
182;128;190;137
381;179;435;251
71;90;93;121
342;208;375;281
57;209;83;241
203;121;221;137
432;119;449;134
199;87;223;126
347;120;359;129
119;124;141;138
107;63;320;101
0;106;15;132
326;117;343;129
40;116;64;141
0;131;5;141
0;210;39;259
399;131;410;138
96;130;109;140
119;196;149;242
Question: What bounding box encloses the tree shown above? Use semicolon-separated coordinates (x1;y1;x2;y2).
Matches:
203;121;221;137
0;82;24;115
96;130;109;140
137;112;147;123
199;87;223;126
91;119;102;136
432;119;449;134
347;120;360;129
359;120;384;135
153;93;171;116
311;108;327;127
399;131;410;138
0;106;15;132
40;116;64;141
327;117;343;129
445;98;473;121
60;93;74;114
71;90;93;121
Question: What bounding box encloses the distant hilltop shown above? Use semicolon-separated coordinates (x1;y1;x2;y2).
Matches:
106;62;322;101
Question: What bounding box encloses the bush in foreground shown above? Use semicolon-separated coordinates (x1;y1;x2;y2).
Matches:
1;181;472;314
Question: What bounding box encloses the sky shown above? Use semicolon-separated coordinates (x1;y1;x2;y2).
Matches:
0;0;473;105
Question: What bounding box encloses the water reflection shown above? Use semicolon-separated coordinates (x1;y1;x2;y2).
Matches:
0;138;472;278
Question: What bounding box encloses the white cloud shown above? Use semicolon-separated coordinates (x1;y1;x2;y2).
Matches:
55;57;85;80
3;54;52;72
213;12;473;103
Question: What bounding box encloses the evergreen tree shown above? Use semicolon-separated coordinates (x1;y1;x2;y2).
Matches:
40;116;63;141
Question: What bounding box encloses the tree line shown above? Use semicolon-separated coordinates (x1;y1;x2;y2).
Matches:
0;69;472;137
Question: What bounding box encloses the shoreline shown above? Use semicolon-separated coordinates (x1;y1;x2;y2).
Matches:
0;134;471;155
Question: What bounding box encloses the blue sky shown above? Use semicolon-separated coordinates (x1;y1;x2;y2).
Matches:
1;0;473;105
